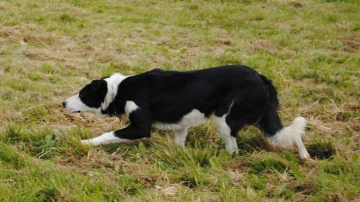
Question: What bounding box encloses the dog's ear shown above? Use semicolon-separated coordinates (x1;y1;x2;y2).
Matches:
91;80;106;91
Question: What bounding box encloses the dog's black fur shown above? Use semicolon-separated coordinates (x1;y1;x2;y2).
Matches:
63;65;310;159
88;65;280;139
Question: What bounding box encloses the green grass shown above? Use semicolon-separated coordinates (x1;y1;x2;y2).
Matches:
0;0;359;201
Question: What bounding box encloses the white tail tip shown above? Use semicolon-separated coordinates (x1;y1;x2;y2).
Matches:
291;117;307;136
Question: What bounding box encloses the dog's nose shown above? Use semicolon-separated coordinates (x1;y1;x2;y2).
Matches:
62;101;67;108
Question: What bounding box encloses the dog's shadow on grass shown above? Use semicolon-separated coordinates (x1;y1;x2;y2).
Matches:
306;141;336;160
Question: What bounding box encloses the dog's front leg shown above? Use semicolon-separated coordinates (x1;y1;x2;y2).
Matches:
82;108;152;146
81;126;150;146
81;131;128;146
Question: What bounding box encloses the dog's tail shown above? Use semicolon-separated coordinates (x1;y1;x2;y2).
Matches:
258;75;310;159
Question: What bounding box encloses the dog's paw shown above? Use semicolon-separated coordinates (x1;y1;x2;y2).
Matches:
81;139;94;145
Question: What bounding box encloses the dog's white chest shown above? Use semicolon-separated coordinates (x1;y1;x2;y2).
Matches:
153;109;207;130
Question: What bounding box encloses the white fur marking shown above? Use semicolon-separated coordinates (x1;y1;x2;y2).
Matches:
124;101;140;116
268;117;310;159
215;115;238;154
153;109;207;130
101;73;128;111
64;94;94;113
174;127;188;147
214;100;238;154
81;131;130;146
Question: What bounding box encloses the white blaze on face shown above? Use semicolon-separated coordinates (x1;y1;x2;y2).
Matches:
64;94;94;113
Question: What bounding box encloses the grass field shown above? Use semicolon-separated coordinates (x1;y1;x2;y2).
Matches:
0;0;359;201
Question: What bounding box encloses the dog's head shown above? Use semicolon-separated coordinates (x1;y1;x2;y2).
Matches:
62;79;108;116
63;73;127;117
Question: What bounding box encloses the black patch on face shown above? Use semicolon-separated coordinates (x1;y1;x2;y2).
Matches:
79;79;107;108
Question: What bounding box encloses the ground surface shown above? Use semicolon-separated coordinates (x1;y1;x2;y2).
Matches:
0;0;359;201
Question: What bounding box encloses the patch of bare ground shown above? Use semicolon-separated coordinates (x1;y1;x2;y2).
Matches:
290;2;303;8
250;39;279;55
0;25;21;44
340;36;360;52
249;39;296;56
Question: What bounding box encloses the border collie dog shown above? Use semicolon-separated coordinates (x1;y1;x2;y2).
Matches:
62;65;310;159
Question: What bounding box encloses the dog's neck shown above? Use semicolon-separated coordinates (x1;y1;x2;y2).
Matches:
101;73;128;113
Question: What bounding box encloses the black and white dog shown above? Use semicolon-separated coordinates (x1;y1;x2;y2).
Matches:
62;65;310;159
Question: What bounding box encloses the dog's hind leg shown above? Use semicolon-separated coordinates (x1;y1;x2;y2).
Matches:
215;115;238;154
214;86;270;155
174;127;188;147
